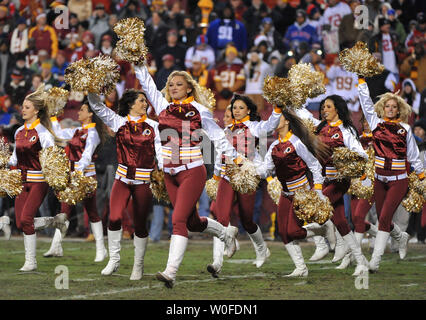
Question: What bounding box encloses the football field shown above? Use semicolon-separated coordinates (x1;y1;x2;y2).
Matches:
1;236;425;300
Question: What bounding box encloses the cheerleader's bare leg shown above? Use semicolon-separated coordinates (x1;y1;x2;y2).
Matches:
157;166;237;288
15;182;49;271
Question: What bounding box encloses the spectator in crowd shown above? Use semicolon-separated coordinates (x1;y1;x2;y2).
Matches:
145;11;170;59
118;0;149;21
70;30;95;62
10;17;28;55
206;3;248;54
391;0;417;30
187;54;209;87
365;52;398;103
306;3;322;31
400;78;421;116
274;51;297;77
30;49;51;74
68;0;93;22
339;0;368;50
244;47;273;111
208;44;245;110
369;18;400;81
28;12;58;58
155;54;180;91
0;95;13;125
0;4;12;35
271;0;296;38
99;34;113;56
253;17;284;54
156;29;187;71
29;73;43;93
150;0;169;22
179;15;200;48
51;50;68;86
40;61;59;90
243;0;270;46
405;13;425;50
100;14;119;48
284;9;319;52
4;69;29;106
229;0;247;22
387;9;407;45
164;1;185;32
184;34;216;70
401;42;426;93
56;13;80;50
89;3;109;48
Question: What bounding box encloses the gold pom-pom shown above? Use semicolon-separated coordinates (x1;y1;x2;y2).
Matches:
302;118;317;135
348;147;375;200
262;75;291;107
39;146;70;191
45;87;70;117
199;86;216;111
267;177;283;205
113;17;148;64
0;169;23;197
293;187;334;224
224;159;260;194
65;55;120;95
339;41;385;77
401;172;426;213
0;137;11;169
332;147;367;179
150;169;170;204
205;177;219;201
56;171;97;205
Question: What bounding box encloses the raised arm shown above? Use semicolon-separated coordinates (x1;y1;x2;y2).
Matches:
248;107;282;137
75;129;100;172
50;117;78;140
134;64;169;115
87;93;126;132
357;78;382;131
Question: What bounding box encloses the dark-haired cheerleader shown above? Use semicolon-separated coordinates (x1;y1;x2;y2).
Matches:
358;77;424;272
88;89;162;280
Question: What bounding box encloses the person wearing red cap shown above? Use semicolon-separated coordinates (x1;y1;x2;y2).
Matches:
135;58;240;288
28;11;58;58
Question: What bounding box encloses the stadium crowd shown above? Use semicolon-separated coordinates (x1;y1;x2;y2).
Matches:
0;0;425;246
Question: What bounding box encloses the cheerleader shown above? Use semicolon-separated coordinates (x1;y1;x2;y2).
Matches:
135;64;239;288
357;77;423;272
7;85;67;271
207;94;282;277
88;89;161;280
314;95;369;276
257;109;335;277
43;99;108;262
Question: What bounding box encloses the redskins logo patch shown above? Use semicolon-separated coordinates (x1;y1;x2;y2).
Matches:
143;128;151;136
185;111;196;118
284;147;292;153
397;128;405;135
29;136;37;143
331;133;340;139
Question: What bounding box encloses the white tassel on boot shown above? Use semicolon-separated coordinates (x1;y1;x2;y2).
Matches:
91;221;107;262
332;230;348;263
20;233;37;271
202;218;238;258
390;224;409;259
101;229;122;275
284;241;308;277
156;234;188;288
43;228;63;257
342;232;368;276
0;216;11;240
248;225;270;268
369;230;390;272
130;235;148;280
207;236;224;278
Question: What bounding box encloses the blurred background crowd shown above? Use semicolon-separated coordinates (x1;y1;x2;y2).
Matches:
0;0;425;245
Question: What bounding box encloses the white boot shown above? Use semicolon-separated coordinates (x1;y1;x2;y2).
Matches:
323;220;336;250
369;230;390;272
130;235;148;280
43;228;63;257
332;230;348;263
366;224;378;238
207;236;224;278
202;218;238;258
101;229;122;275
91;221;107;262
343;232;368;276
390;224;409;259
336;232;363;270
284;241;308;277
248;225;270;268
309;236;329;261
20;233;37;271
0;216;11;240
156;234;188;288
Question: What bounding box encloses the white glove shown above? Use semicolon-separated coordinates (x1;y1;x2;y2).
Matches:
315;189;327;201
361;177;372;187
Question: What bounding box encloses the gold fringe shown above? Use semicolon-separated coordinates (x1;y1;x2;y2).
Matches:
39;146;70;191
339;41;385;77
293;187;334;224
0;169;23;197
205;177;219;201
267;177;282;205
56;171;97;205
332;147;367;179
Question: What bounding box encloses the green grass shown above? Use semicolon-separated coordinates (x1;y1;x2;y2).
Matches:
1;236;425;300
